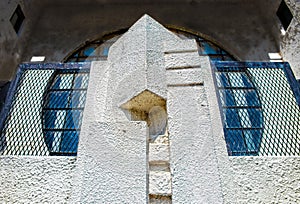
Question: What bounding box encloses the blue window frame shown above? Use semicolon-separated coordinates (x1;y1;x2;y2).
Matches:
215;68;263;156
42;70;89;156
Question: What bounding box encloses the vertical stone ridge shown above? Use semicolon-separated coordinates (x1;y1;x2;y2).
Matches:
148;132;172;204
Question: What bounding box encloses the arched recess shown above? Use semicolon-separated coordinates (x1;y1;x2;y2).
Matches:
63;27;238;63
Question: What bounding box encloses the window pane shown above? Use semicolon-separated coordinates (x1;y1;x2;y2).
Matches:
241;73;253;88
224;108;241;128
83;47;96;57
201;42;220;55
52;74;74;89
44;131;55;150
224;129;247;154
73;74;89;89
248;108;263;128
233;90;247;106
209;56;224;61
245;90;260;106
219;90;235;106
64;110;83;129
233;90;260;107
103;47;109;56
228;72;253;88
244;129;262;152
60;131;79;153
69;91;86;108
216;72;230;87
44;110;67;129
238;108;252;128
45;91;70;108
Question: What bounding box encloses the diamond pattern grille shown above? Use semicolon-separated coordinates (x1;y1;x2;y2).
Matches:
214;62;300;156
0;63;90;156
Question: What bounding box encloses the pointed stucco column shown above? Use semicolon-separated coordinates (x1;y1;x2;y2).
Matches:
71;14;223;203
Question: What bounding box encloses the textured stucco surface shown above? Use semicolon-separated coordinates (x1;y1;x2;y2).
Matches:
168;85;223;204
0;156;76;203
71;121;148;203
221;157;300;204
167;55;223;203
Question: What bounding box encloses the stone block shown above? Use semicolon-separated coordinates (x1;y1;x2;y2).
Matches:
149;143;169;163
164;52;201;69
163;39;198;53
149;171;172;195
166;68;203;86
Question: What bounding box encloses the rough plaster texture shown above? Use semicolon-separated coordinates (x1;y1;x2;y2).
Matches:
281;0;300;79
149;132;171;197
166;68;202;86
149;171;172;195
107;14;178;107
72;48;149;202
0;156;76;203
222;157;300;203
72;121;148;203
164;52;201;69
167;85;223;204
166;55;223;203
149;143;169;162
72;16;225;203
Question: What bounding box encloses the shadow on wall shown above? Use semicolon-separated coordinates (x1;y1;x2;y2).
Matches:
0;81;10;114
0;81;10;151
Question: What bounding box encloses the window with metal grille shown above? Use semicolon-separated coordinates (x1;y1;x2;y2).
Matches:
10;5;25;34
0;63;90;156
214;62;300;156
215;67;263;156
42;70;89;156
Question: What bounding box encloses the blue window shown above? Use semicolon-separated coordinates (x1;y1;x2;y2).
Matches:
215;69;263;156
42;70;89;156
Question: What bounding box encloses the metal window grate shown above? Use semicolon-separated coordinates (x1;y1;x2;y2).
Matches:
0;63;90;156
213;62;300;156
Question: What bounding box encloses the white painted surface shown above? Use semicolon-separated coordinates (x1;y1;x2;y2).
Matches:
0;156;76;203
72;121;148;203
222;157;300;203
30;56;45;62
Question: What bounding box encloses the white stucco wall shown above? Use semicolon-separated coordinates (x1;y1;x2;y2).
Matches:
0;156;76;203
222;157;300;203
